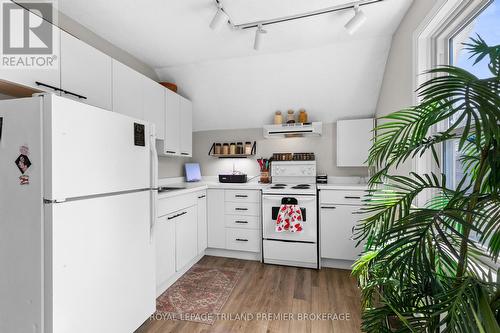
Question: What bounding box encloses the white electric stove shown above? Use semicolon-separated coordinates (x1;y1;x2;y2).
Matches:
261;160;319;269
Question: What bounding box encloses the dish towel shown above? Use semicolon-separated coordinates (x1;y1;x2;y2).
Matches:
276;204;303;232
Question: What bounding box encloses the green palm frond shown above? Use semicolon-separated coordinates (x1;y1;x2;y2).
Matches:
353;36;500;332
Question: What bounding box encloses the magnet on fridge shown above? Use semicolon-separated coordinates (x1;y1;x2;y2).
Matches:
15;145;31;174
19;175;29;185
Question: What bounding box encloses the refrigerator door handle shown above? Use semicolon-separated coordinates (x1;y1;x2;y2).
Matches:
150;124;159;242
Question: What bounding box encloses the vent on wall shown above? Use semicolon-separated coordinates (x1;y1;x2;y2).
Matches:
263;122;322;139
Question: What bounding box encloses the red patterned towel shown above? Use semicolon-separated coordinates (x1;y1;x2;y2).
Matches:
276;204;303;232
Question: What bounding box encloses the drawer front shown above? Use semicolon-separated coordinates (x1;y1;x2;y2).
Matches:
226;228;261;252
225;202;260;216
158;192;197;217
225;215;260;229
225;190;260;203
320;190;366;205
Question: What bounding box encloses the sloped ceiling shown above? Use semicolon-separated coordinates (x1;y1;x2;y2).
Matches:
58;0;413;131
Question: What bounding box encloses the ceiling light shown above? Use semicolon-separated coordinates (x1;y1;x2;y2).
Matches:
253;25;267;50
209;6;229;31
344;4;367;35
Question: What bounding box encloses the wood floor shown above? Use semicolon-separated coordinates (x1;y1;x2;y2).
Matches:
136;255;362;333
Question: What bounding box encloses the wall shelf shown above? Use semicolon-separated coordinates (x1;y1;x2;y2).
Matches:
208;141;257;158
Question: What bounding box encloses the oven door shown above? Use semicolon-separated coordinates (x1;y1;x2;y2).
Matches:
262;194;317;242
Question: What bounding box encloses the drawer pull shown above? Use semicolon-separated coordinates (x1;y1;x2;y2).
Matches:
235;238;248;242
198;195;206;199
166;151;176;154
321;206;337;209
235;208;248;211
235;195;248;198
181;152;190;155
235;220;248;224
344;196;361;199
167;211;187;220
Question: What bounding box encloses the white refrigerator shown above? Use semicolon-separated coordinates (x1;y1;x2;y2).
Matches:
0;94;158;333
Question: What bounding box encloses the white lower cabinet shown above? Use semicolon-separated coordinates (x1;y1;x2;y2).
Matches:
155;215;176;291
319;189;365;261
175;206;197;271
197;192;207;254
207;189;226;249
208;189;261;253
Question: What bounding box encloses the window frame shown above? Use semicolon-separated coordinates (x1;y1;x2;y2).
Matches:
412;0;492;203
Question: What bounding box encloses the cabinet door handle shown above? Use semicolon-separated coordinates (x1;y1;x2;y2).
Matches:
62;89;87;100
321;206;337;209
235;238;248;242
35;81;62;92
344;196;361;199
198;195;206;199
235;208;248;211
235;195;248;198
235;220;248;224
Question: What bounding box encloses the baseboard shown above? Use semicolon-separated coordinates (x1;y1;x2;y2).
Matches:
205;248;262;261
321;258;354;270
156;252;205;297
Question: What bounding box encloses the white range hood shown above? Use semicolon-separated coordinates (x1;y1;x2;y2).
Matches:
263;122;322;138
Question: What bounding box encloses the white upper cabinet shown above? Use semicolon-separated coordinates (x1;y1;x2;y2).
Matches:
112;60;143;119
163;88;181;155
337;118;374;167
0;3;60;93
142;78;165;140
179;96;193;157
60;31;112;110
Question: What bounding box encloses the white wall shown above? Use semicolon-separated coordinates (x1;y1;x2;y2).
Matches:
375;0;436;117
157;37;391;131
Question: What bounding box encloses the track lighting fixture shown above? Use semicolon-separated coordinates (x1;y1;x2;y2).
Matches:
209;0;383;49
344;4;367;34
253;25;267;50
209;5;229;31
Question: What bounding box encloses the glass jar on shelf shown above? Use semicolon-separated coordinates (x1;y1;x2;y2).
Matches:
214;143;222;155
222;143;229;155
229;143;236;155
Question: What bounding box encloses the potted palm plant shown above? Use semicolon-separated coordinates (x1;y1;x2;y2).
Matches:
353;36;500;332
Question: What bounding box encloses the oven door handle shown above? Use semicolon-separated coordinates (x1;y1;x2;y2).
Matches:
262;195;316;202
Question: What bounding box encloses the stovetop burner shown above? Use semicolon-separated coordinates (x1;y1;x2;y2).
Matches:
291;184;311;189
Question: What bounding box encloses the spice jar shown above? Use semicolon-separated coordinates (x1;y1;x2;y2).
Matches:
236;142;243;154
274;111;283;125
245;142;252;155
287;110;295;123
229;143;236;155
298;109;308;123
214;143;222;155
222;143;229;155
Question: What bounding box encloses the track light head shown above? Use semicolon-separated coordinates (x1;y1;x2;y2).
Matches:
209;6;229;31
344;4;367;35
253;24;267;50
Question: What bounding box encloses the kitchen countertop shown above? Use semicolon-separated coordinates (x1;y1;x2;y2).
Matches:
317;176;369;191
158;176;266;199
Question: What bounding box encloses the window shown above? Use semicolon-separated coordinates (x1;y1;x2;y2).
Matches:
443;0;499;189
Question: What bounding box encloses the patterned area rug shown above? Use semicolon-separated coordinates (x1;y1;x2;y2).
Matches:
156;262;244;325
